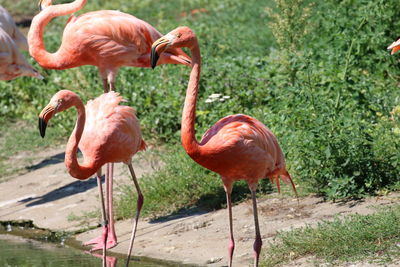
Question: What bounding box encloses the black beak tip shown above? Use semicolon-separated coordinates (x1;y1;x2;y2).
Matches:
150;46;160;69
38;117;47;138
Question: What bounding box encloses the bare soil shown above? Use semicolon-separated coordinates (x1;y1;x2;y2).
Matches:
0;147;399;267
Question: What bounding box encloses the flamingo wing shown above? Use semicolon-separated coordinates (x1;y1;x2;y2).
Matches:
62;11;161;63
199;114;287;181
80;91;144;164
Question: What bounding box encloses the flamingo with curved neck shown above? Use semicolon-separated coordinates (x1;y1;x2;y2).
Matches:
28;0;191;90
39;90;146;265
151;26;297;267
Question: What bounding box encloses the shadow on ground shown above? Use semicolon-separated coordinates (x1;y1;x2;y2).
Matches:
19;175;105;207
25;152;65;172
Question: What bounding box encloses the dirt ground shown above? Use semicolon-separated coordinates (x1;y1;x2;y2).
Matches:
0;147;399;267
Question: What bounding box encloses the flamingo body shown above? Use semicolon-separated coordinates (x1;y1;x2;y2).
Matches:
73;92;145;177
28;0;191;89
196;114;286;180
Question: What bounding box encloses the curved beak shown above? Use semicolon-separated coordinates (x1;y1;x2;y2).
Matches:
151;37;172;69
388;38;400;55
38;103;56;138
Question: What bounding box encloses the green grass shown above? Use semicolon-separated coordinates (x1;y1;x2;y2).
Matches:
261;205;400;266
0;120;66;180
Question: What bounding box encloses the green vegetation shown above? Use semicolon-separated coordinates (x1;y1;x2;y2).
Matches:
1;0;399;219
262;204;400;266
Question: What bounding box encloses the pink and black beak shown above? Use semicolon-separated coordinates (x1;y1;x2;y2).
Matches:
388;37;400;55
38;103;56;138
150;35;191;68
151;36;173;69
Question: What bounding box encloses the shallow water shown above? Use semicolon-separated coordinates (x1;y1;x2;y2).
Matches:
0;235;174;267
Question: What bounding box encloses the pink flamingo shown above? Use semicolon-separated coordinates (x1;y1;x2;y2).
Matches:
28;0;191;91
38;90;145;265
0;27;42;80
29;0;191;250
0;5;29;51
151;27;297;267
388;37;400;54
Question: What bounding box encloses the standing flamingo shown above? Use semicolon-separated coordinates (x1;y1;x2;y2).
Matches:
29;0;191;250
0;5;29;51
151;27;297;267
28;0;191;90
0;27;42;80
38;90;145;265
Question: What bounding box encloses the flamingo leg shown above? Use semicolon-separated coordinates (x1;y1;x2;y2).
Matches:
125;163;144;267
95;169;108;267
249;183;262;267
85;164;117;250
224;182;235;267
106;163;117;248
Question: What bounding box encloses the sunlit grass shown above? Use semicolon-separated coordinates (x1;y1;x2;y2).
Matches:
261;205;400;266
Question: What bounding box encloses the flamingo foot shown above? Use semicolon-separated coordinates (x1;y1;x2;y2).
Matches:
88;237;117;252
84;227;117;251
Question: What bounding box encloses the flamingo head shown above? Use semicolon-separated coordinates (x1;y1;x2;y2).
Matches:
38;0;52;11
38;90;78;138
387;37;400;55
151;26;196;69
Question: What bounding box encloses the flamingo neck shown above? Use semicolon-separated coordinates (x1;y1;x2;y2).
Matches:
64;98;98;180
27;0;87;69
181;43;201;156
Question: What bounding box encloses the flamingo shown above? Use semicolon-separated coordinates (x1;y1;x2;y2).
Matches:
28;0;191;91
38;90;145;265
29;0;191;250
388;37;400;54
0;27;42;80
150;27;297;267
0;5;29;51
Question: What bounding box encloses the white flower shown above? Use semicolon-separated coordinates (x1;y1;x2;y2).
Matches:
209;93;222;99
205;98;216;103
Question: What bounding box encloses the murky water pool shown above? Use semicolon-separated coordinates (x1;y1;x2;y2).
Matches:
0;235;179;267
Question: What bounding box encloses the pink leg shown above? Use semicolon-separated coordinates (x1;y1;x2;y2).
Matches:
125;164;144;267
106;163;117;248
84;164;117;250
224;182;235;267
249;183;262;267
95;170;108;265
